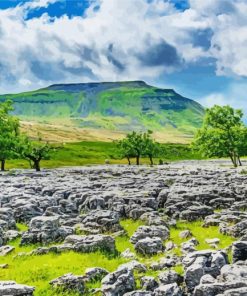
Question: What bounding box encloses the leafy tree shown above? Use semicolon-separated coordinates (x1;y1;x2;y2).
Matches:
20;136;52;171
0;100;20;171
117;130;160;165
192;105;247;167
125;131;146;165
143;130;161;165
116;138;135;165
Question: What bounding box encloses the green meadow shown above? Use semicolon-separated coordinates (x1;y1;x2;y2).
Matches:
0;219;235;296
5;141;203;170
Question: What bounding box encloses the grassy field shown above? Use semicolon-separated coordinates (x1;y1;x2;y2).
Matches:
0;219;235;296
20;120;194;144
5;141;203;170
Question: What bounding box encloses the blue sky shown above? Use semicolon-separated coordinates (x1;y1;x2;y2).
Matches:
0;0;247;114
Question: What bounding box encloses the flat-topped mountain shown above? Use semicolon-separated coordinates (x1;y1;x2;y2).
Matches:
0;81;204;142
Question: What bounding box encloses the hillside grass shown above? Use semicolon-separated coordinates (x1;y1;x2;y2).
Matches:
5;141;203;170
170;221;235;255
1;83;204;141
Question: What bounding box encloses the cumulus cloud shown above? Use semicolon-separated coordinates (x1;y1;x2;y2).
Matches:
23;0;61;10
200;81;247;120
0;0;246;93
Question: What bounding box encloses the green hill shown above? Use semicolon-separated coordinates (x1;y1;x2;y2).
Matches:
0;81;204;142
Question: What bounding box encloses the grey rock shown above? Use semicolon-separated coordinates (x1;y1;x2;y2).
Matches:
50;273;84;293
119;260;147;273
0;245;15;256
21;216;72;245
63;234;116;253
154;283;182;296
232;241;247;263
0;281;35;296
179;230;192;239
78;210;122;234
130;225;169;244
158;270;183;285
194;282;247;296
135;237;163;255
101;266;135;296
220;287;247;295
180;205;214;221
124;291;153;296
0;264;8;269
84;267;109;282
4;230;20;241
140;276;158;291
121;248;136;259
200;274;216;284
183;250;228;291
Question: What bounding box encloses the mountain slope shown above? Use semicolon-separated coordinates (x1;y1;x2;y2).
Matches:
0;81;204;142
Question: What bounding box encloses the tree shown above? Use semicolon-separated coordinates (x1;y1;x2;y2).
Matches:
116;138;135;165
0;100;20;171
20;136;52;171
143;130;161;165
117;130;160;165
192;105;247;167
125;131;146;165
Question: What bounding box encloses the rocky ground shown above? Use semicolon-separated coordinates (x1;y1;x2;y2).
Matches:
0;161;247;295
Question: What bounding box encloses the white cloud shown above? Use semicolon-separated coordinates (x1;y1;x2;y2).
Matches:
0;0;246;94
200;81;247;120
23;0;61;10
0;0;210;92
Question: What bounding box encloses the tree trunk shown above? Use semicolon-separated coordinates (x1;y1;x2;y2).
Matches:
149;155;153;166
229;153;238;168
1;160;5;171
136;155;140;165
229;154;234;166
127;156;131;165
238;156;242;166
233;153;238;168
28;159;33;169
33;160;41;172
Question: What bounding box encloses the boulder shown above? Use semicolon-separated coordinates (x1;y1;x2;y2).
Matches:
154;283;182;296
194;261;247;295
0;281;35;296
183;250;228;291
179;230;192;239
140;276;159;291
21;216;73;245
84;267;109;282
135;237;163;255
63;234;116;253
180;205;214;222
101;266;135;296
0;245;15;256
194;282;247;296
220;287;247;295
78;210;122;234
0;208;16;230
119;260;147;273
181;238;199;254
130;225;169;244
121;248;136;259
158;270;183;285
50;273;84;293
124;291;153;296
232;241;247;263
4;230;20;241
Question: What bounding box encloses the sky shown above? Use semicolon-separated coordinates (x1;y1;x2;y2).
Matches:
0;0;247;113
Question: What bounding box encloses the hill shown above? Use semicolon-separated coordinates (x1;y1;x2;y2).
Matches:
0;81;204;143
